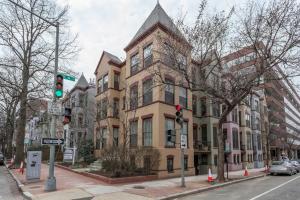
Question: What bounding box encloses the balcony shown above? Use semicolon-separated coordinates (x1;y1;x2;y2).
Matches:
194;141;211;152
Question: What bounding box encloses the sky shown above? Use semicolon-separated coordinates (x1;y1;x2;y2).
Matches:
55;0;245;90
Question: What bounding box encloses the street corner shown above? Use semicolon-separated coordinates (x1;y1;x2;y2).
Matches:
31;188;93;200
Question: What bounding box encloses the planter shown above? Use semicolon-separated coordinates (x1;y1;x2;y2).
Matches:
55;163;158;184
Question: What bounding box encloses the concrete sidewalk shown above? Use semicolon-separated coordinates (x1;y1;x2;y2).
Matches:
9;164;266;200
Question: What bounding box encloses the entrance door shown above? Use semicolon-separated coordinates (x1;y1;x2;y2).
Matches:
194;155;199;175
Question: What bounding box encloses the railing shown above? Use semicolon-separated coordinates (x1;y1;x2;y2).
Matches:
194;140;211;151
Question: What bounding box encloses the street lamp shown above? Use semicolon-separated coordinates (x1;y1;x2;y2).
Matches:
7;0;60;191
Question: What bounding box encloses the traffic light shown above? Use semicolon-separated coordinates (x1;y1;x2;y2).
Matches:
63;108;71;125
55;74;64;98
175;104;183;125
167;129;176;143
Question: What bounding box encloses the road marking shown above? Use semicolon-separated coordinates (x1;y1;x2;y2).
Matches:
249;175;300;200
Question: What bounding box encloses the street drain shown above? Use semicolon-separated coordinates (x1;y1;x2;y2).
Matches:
133;185;145;189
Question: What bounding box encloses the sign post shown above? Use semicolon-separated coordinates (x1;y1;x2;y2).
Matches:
48;101;62;116
180;126;186;188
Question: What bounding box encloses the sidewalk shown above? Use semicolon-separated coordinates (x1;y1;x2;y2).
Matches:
10;164;266;200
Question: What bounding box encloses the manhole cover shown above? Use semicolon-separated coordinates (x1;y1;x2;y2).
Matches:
133;185;145;189
29;185;42;189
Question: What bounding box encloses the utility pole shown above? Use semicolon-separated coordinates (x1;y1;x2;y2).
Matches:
45;22;59;192
6;0;60;192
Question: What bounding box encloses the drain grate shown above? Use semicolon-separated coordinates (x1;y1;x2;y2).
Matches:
133;185;145;189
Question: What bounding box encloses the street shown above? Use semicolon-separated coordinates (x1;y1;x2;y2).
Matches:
0;166;22;200
180;174;300;200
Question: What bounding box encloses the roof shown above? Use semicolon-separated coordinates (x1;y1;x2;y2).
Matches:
94;51;122;75
74;74;89;89
125;2;184;50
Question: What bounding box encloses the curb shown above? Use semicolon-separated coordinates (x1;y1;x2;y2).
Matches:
157;174;266;200
5;164;34;200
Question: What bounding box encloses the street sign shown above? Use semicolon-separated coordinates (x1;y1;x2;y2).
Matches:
41;138;64;145
180;134;187;149
62;74;76;81
48;101;62;115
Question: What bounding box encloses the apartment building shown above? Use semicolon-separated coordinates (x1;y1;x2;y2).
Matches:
94;2;195;178
223;46;300;162
63;74;96;154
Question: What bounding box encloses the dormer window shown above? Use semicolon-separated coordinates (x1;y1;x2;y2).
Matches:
131;53;139;75
143;43;153;68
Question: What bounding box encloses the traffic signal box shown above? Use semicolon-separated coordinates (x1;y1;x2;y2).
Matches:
63;108;71;124
55;74;64;98
175;104;183;125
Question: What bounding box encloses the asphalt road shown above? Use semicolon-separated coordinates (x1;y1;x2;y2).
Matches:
180;173;300;200
0;166;23;200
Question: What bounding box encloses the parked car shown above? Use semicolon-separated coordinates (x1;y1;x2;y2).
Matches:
290;160;300;173
270;161;295;176
0;153;4;165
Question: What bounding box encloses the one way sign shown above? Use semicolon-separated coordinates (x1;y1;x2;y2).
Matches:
41;138;64;145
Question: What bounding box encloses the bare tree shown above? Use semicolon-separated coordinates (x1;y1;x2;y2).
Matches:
0;0;79;165
151;0;300;182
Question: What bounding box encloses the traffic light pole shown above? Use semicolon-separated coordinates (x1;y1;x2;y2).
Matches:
180;124;185;187
6;0;60;192
45;22;59;192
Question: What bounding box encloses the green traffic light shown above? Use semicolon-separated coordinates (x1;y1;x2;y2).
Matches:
55;90;63;97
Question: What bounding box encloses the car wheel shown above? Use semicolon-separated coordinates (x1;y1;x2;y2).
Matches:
289;170;293;176
270;173;273;176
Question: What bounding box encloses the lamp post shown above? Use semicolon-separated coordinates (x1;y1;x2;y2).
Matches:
7;0;60;191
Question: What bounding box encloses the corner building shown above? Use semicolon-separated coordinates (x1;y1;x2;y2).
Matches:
94;3;195;178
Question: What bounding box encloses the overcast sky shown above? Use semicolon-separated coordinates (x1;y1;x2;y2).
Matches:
55;0;245;89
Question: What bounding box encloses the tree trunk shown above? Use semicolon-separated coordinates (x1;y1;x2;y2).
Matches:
15;66;29;165
217;119;225;182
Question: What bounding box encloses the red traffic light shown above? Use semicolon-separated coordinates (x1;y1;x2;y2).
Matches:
175;104;182;111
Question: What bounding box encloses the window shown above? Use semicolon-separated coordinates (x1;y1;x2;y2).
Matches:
165;79;174;104
163;42;175;66
103;74;108;91
71;95;76;108
165;118;175;147
245;113;251;127
257;135;262;150
100;128;107;149
201;125;207;144
200;154;208;165
247;132;252;150
79;94;85;107
201;99;207;116
212;101;220;117
143;43;153;68
113;99;119;117
237;154;240;164
232;109;238;123
234;154;236;164
130;120;138;147
179;87;187;108
213;126;218;148
232;128;239;149
181;121;188;148
254;100;259;112
238;111;241;125
143;118;152;146
192;96;197;115
255;117;260;130
143;79;153;105
98;78;103;94
184;155;188;171
131;53;139;75
167;156;174;173
130;85;138;109
177;53;187;70
114;72;120;90
122;96;126;110
101;99;107;118
113;127;119;147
